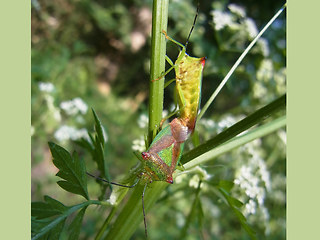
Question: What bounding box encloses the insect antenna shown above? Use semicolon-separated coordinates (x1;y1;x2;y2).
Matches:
86;172;138;188
87;171;150;238
185;1;200;50
142;183;148;238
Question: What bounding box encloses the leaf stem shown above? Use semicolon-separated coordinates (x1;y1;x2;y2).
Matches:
182;115;286;171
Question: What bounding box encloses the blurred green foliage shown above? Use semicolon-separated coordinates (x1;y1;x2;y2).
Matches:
32;0;286;239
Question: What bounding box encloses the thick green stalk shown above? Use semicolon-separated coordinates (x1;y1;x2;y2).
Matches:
148;0;169;145
103;1;169;239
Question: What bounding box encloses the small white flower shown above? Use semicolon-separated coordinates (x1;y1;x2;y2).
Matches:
211;10;233;31
258;38;270;57
244;199;256;215
60;98;88;116
199;118;216;129
107;192;117;205
189;174;201;188
54;125;89;142
228;4;246;18
137;114;148;129
38;82;55;93
257;59;273;82
253;82;267;99
132;137;145;152
44;94;61;121
175;174;186;184
73;98;88;114
244;18;258;38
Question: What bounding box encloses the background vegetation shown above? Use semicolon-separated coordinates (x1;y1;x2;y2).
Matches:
32;0;286;239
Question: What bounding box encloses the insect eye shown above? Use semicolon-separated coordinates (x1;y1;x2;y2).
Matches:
141;152;151;160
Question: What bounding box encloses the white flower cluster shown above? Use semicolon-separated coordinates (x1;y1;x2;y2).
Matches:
137;113;148;129
211;10;234;31
211;4;258;39
188;166;211;189
54;125;89;142
60;97;88;116
254;59;286;100
45;94;61;122
132;136;145;152
38;82;55;93
234;140;271;219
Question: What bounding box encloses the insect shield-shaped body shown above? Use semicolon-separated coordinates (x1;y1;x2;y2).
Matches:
162;30;206;134
141;118;189;184
175;51;206;133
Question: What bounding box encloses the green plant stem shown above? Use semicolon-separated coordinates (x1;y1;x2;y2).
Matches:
102;1;169;239
103;182;168;240
148;0;169;145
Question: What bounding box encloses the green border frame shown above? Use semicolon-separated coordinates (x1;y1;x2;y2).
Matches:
2;0;320;239
287;0;320;239
0;2;30;238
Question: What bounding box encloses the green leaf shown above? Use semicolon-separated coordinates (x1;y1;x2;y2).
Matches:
32;199;101;240
219;180;234;192
83;109;111;184
32;196;69;219
180;181;203;238
219;187;257;240
92;108;106;147
68;206;88;240
48;142;89;200
49;218;67;240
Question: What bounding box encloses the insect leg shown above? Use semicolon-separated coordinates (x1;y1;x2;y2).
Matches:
165;55;174;66
152;65;175;82
162;30;186;50
86;172;138;188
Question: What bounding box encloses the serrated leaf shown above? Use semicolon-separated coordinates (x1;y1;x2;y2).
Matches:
32;217;52;235
48;217;66;240
68;206;88;240
48;142;89;199
32;196;68;219
44;195;69;212
32;199;99;240
31;213;67;240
